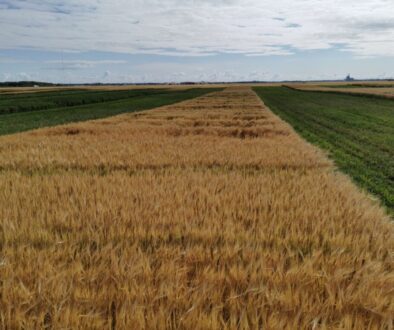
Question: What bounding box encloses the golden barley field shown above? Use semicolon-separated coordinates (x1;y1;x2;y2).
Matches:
288;84;394;98
0;87;393;329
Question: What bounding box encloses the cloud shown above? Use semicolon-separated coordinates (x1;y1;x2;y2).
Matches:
44;59;127;70
1;0;394;58
0;57;33;64
16;72;32;80
1;72;12;81
286;23;301;28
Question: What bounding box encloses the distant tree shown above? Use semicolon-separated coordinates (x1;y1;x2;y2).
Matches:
345;74;355;82
0;81;59;87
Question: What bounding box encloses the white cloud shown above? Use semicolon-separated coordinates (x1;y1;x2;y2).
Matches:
44;60;127;70
0;57;33;64
0;0;394;57
16;72;33;80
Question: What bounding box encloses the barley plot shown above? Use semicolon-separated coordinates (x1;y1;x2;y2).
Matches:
0;87;393;329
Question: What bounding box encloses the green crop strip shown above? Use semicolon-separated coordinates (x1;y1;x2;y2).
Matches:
0;88;220;136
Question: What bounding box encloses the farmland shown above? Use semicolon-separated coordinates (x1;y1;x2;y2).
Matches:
0;87;393;329
0;84;191;95
0;87;219;135
254;87;394;214
288;83;394;99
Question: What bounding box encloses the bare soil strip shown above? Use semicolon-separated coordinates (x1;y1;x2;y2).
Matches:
0;87;392;329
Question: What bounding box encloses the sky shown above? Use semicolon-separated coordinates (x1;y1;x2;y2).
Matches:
1;0;394;83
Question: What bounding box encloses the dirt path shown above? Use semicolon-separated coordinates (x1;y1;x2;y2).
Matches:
0;87;392;329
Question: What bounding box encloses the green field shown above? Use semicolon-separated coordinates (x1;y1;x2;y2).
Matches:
254;87;394;214
0;88;219;135
0;89;169;114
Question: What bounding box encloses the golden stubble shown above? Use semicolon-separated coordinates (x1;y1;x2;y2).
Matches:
0;87;392;329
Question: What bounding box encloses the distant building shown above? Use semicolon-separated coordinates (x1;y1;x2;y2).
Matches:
33;85;39;88
345;74;355;82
